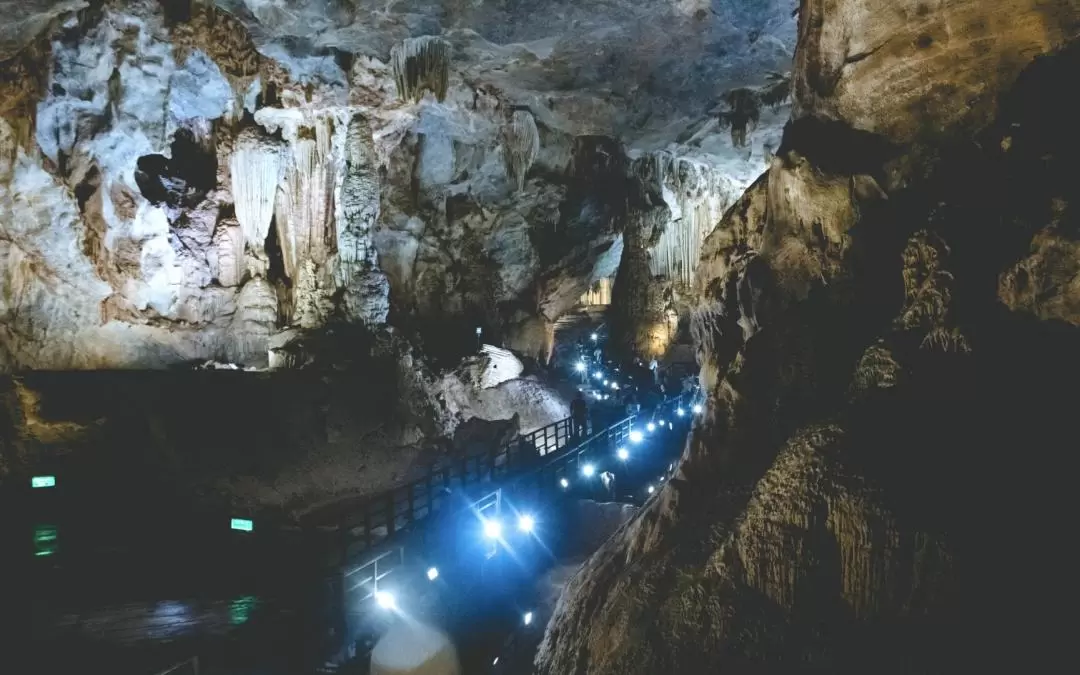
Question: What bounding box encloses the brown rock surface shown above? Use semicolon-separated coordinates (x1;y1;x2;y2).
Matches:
537;1;1080;673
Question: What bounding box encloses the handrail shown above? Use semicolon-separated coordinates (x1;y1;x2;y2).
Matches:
329;391;695;559
151;657;198;675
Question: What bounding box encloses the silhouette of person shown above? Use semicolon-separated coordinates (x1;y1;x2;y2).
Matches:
570;391;589;438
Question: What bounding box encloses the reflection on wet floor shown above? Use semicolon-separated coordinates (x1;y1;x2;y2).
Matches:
44;595;268;646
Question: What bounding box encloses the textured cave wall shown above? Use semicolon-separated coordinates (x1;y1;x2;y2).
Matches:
1;0;797;372
537;1;1080;673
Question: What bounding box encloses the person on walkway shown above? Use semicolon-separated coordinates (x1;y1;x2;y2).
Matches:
571;391;589;438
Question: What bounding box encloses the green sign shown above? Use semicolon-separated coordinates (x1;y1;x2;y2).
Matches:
31;476;56;488
230;518;253;532
33;525;58;557
230;595;258;625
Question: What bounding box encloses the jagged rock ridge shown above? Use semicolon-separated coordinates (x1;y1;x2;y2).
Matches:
537;0;1080;672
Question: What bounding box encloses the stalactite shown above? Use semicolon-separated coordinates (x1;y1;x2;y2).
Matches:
504;110;540;191
274;118;337;285
230;128;284;255
644;155;734;289
579;278;614;306
390;36;450;103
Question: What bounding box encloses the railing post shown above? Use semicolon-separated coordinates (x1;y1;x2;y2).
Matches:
386;493;396;537
426;473;434;516
364;508;372;551
406;483;415;525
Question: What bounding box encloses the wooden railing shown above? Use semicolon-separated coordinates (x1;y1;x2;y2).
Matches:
331;392;694;562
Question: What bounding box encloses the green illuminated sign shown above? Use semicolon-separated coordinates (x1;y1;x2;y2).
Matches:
31;476;56;488
230;595;258;625
34;524;58;557
230;518;253;532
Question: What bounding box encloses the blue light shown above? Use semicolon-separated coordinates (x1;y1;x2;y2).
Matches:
427;567;439;581
693;404;703;414
518;514;536;533
590;333;598;341
575;362;586;372
676;408;685;416
559;478;570;489
593;372;603;380
647;485;655;494
524;611;534;625
657;419;665;427
375;591;396;610
581;463;596;478
646;422;656;433
483;519;502;539
629;430;644;443
616;447;629;461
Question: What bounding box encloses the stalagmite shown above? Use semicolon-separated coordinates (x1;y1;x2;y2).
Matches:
390;36;450;103
337;113;389;325
230;128;285;254
504;110;540;191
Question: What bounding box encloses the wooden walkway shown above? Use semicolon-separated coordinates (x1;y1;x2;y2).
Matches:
321;393;692;567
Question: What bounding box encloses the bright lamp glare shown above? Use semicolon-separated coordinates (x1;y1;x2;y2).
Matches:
657;419;665;427
518;514;536;533
610;382;619;390
593;372;603;379
646;422;656;432
647;485;655;494
523;611;534;625
603;380;609;386
693;404;703;414
629;430;644;443
427;567;439;581
483;519;502;539
575;362;586;372
617;447;629;461
590;333;598;341
375;591;396;610
582;463;596;478
560;478;570;489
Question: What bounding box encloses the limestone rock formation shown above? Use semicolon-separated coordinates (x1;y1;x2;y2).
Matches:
538;1;1080;673
0;0;796;370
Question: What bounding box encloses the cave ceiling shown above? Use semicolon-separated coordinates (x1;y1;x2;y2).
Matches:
0;0;796;370
5;0;796;172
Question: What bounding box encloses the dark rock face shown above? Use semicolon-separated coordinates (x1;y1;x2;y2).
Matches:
537;1;1080;673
